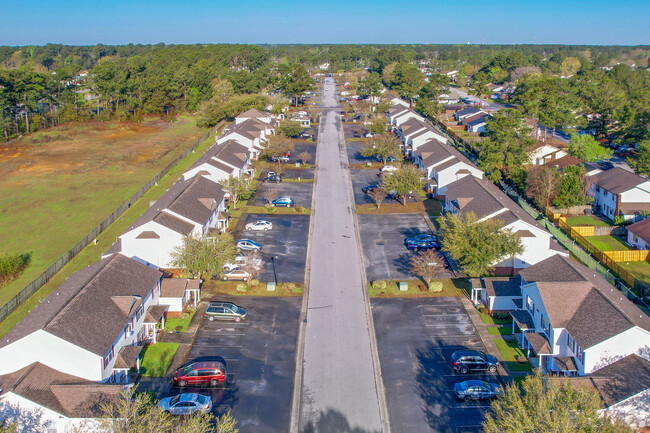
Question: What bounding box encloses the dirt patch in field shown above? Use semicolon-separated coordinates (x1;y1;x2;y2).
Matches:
0;118;197;182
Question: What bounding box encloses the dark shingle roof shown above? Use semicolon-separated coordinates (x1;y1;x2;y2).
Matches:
153;212;194;235
236;108;270;119
456;107;482;118
160;278;189;298
1;254;162;356
214;140;250;169
0;363;125;418
592;167;647;194
589;354;650;407
167;176;225;226
482;276;522;297
520;254;650;348
627;217;650;241
207;159;235;174
519;254;587;283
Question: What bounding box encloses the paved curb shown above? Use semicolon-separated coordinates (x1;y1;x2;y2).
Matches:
342;123;392;433
289;94;322;433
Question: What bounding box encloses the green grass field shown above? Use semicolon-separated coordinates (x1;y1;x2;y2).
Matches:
618;261;650;284
368;278;469;298
0;123;216;339
585;235;630;251
139;342;179;377
164;310;196;332
0;116;206;307
566;215;611;227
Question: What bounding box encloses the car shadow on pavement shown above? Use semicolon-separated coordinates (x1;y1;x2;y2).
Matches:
301;409;381;433
415;341;472;432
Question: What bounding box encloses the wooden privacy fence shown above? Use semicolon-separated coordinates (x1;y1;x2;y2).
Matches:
0;124;220;324
557;218;650;295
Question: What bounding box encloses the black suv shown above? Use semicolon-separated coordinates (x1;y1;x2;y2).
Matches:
263;175;282;183
451;350;498;374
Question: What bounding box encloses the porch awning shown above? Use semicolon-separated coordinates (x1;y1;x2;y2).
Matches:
113;345;143;370
144;305;168;324
428;178;438;186
510;310;534;331
524;332;552;355
217;211;229;220
554;356;578;372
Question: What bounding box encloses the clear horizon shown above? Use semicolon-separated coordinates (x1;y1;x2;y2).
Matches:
3;0;650;46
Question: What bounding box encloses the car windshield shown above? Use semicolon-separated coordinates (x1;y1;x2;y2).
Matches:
196;395;206;404
169;395;181;406
181;365;194;375
230;305;239;313
458;382;470;390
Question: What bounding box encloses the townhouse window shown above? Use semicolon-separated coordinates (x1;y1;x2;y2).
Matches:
136;305;144;321
575;343;585;365
526;296;535;316
634;235;639;243
566;333;576;354
595;186;600;193
541;315;550;337
103;346;114;369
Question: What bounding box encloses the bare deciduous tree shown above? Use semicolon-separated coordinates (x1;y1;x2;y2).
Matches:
368;187;387;210
238;250;263;284
262;189;278;205
298;151;312;165
410;249;445;289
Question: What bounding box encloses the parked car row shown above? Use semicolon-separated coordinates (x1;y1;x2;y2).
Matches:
451;350;501;401
404;234;439;251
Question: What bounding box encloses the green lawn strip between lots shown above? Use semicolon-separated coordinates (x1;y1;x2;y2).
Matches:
0;132;217;339
585;235;630;251
494;338;533;372
368;278;469;298
163;310;196;332
565;215;612;227
139;342;179;377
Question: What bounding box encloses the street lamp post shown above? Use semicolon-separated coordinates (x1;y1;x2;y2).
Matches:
271;256;278;285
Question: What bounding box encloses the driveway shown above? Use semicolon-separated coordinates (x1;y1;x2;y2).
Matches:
252;181;313;208
168;296;301;433
372;297;497;433
358;213;452;282
238;213;310;284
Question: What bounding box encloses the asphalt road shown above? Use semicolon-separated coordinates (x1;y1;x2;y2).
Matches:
170;296;302;433
299;77;383;432
372;298;495;433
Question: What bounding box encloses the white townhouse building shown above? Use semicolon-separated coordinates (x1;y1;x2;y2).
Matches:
0;254;164;384
589;167;650;221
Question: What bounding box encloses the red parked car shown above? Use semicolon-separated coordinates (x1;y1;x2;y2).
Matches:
173;361;226;387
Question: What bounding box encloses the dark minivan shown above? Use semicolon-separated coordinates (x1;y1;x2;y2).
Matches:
173;361;226;387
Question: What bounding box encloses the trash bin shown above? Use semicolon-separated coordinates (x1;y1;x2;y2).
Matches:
266;282;276;292
398;282;408;292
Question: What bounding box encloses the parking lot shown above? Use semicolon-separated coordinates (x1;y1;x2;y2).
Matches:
372;297;497;432
238;213;310;283
168;296;301;433
358;213;453;281
287;140;318;165
261;167;314;180
346;140;376;165
342;123;367;140
252;180;314;209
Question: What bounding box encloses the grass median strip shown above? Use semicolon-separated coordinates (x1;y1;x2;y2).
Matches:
368;278;469;298
494;338;533;372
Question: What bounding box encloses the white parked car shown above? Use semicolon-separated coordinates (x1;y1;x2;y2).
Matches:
158;393;212;415
224;254;263;271
380;165;398;173
245;220;273;231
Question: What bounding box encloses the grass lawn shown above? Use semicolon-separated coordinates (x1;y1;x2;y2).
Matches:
202;280;303;297
494;338;533;372
566;215;611;227
586;235;630;251
618;261;650;284
356;202;425;214
423;198;442;217
349;162;383;170
164;310;196;332
488;326;513;336
0;116;205;307
368;278;469;298
479;312;513;326
0;126;217;339
139;342;179;377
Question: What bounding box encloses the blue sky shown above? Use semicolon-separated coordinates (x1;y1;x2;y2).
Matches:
2;0;649;46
